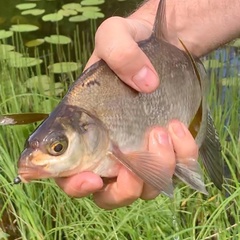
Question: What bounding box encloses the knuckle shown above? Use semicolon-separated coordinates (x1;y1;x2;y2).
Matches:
95;17;140;72
107;43;139;71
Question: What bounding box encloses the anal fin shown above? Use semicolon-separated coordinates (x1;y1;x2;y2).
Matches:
174;159;208;195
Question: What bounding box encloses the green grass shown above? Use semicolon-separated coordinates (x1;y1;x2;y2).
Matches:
0;23;240;240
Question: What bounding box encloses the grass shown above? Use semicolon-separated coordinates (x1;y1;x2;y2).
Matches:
0;19;240;240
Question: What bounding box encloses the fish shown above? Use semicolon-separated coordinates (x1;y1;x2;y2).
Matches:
14;0;223;196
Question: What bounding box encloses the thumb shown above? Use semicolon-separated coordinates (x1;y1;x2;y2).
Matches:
85;17;159;93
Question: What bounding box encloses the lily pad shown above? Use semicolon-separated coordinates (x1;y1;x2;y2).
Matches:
77;6;101;12
81;0;105;6
221;77;239;86
44;35;72;45
25;75;51;91
0;51;22;60
10;57;43;68
0;44;15;54
45;82;65;96
0;30;13;39
21;9;45;16
0;44;15;60
25;75;64;96
16;3;37;10
62;3;82;11
228;38;240;47
48;62;80;73
58;9;78;17
69;15;88;22
10;24;39;32
82;11;104;19
203;59;224;69
42;13;63;22
25;39;45;47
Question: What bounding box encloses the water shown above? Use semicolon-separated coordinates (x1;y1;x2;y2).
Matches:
0;0;142;42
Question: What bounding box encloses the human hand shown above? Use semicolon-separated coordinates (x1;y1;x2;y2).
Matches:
56;120;198;209
85;17;159;93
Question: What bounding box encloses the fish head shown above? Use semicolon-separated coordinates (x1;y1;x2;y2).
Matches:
17;105;110;183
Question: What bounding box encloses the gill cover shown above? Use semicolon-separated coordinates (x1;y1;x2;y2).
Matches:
17;104;110;181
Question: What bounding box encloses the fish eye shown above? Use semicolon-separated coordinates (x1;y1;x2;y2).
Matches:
48;139;68;156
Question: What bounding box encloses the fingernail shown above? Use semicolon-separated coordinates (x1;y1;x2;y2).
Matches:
154;131;170;146
170;121;186;138
132;66;158;92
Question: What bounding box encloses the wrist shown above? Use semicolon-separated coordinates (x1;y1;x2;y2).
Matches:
128;0;240;57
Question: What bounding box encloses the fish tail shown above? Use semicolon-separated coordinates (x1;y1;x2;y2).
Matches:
174;159;208;195
199;111;223;190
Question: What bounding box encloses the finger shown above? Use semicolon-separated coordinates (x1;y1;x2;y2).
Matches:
141;127;176;200
167;120;198;160
85;17;159;93
55;172;103;198
93;166;144;210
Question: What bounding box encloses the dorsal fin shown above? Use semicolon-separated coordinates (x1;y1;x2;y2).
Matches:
152;0;168;41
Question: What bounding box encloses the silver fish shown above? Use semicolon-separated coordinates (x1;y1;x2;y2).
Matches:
14;0;223;196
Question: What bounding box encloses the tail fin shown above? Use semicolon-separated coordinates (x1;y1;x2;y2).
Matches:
199;111;223;190
174;159;208;195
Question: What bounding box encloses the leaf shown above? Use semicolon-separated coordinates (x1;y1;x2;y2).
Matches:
0;30;13;39
25;39;45;47
0;45;19;60
21;9;45;16
69;15;88;22
0;51;22;60
228;38;240;47
48;62;81;73
10;57;43;68
81;0;105;6
77;6;101;12
45;82;65;96
25;75;64;96
0;44;15;54
42;13;63;22
44;35;72;45
203;59;224;69
10;24;39;32
62;3;82;11
221;77;239;86
58;9;78;17
25;75;52;91
82;11;104;19
16;3;37;10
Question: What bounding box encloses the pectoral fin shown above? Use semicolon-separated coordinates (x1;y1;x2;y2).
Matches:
199;111;223;190
111;145;174;197
174;159;208;195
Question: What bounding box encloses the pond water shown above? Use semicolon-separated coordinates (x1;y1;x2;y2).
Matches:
0;0;141;43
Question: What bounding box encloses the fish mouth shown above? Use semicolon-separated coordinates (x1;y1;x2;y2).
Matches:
17;161;51;183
